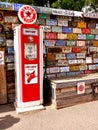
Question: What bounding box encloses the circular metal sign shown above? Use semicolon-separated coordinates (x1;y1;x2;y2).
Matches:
18;5;37;24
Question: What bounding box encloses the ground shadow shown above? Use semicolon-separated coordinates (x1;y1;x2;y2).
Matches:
0;115;20;130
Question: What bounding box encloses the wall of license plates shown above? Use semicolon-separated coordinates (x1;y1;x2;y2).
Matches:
1;2;98;103
36;14;98;79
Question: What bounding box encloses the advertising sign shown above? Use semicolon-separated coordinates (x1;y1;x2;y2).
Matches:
77;82;85;94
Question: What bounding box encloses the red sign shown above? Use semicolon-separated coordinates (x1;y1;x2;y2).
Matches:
18;5;37;24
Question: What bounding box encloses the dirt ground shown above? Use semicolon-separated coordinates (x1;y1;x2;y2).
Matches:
0;101;98;130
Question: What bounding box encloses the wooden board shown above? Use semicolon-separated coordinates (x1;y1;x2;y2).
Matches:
0;47;7;104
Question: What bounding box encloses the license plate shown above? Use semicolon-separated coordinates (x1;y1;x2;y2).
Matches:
62;47;72;53
77;22;86;28
82;28;90;34
43;26;51;32
78;34;86;39
58;20;68;26
67;34;78;40
56;40;66;46
66;53;76;59
62;27;73;33
46;32;57;39
46;19;57;26
73;28;82;33
60;66;70;72
57;33;67;39
67;41;76;46
52;26;62;32
56;54;66;59
77;41;85;46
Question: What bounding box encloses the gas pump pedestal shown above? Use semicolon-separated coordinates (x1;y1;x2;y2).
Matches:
14;24;44;113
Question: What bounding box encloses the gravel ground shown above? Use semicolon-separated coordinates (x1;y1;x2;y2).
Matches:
0;101;98;130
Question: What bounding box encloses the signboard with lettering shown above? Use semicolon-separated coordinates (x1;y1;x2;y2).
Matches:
70;66;79;71
77;53;85;58
66;53;76;59
62;47;72;53
88;23;95;28
55;54;66;59
49;67;59;73
69;59;84;64
89;65;96;70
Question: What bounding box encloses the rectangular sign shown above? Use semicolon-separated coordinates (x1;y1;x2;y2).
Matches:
78;34;86;40
62;27;73;33
82;28;90;34
62;47;72;53
43;26;51;32
60;66;70;72
66;53;76;59
77;22;86;28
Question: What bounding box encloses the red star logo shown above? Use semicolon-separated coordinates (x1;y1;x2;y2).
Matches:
25;11;31;17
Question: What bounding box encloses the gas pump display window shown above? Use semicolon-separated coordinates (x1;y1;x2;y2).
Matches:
25;43;37;60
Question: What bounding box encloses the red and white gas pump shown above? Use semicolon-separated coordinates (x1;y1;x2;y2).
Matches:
14;5;44;113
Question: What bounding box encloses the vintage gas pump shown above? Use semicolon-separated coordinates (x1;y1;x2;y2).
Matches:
14;5;44;113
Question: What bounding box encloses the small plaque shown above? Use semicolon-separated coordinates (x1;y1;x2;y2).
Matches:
70;66;79;71
56;54;66;59
78;34;86;40
62;47;72;53
56;40;66;46
89;65;96;70
57;60;68;66
49;67;59;73
44;40;55;46
86;57;92;64
66;53;76;59
72;47;81;53
43;26;51;32
77;41;85;46
77;53;85;58
93;58;98;63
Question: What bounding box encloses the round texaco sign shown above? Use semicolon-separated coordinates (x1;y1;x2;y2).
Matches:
18;5;37;24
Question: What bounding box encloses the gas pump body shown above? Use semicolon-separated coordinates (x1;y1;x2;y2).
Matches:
14;24;43;113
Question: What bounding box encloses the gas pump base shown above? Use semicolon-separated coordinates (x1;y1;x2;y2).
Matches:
14;102;45;114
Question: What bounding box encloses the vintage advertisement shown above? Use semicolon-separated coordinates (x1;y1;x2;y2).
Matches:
46;32;57;39
73;28;82;34
67;41;76;46
62;27;73;33
25;64;38;84
57;33;67;39
52;26;62;32
58;19;68;26
56;40;66;46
